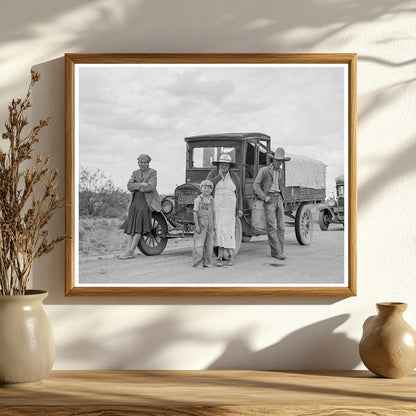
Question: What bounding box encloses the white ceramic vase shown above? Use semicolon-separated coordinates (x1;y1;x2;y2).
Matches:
0;290;55;387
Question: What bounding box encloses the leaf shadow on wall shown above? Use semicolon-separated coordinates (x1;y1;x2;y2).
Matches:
207;314;360;370
53;309;359;370
356;54;416;211
1;0;414;98
358;138;416;210
53;310;218;369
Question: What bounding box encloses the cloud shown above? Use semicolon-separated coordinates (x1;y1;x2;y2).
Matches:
218;100;267;114
163;69;236;104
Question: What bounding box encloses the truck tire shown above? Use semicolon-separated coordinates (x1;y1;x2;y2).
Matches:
319;209;331;231
137;212;168;256
295;203;313;245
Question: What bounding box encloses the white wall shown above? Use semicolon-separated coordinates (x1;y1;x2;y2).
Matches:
1;0;415;370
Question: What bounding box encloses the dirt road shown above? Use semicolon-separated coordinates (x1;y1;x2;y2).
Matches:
78;224;345;286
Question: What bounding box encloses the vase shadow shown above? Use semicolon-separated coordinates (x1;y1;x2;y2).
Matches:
207;314;360;370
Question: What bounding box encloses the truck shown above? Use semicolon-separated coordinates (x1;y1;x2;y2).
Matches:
137;133;326;256
318;174;345;231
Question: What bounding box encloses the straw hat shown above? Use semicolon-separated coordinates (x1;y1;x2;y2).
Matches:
211;153;237;168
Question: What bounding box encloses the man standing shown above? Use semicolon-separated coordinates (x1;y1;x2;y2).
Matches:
253;147;291;260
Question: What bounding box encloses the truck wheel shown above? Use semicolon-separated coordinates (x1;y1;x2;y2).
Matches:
137;212;168;256
295;203;313;245
319;209;331;231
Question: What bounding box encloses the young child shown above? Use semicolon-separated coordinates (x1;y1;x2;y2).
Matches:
192;180;215;268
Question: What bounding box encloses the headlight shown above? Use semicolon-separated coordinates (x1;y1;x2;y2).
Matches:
328;199;336;207
162;199;173;214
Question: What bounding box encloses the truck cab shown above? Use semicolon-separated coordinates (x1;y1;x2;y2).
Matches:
167;133;273;242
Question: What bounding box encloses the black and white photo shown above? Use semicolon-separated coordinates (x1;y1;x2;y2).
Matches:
65;54;356;296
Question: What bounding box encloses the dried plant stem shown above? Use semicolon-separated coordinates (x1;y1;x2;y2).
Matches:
0;71;66;295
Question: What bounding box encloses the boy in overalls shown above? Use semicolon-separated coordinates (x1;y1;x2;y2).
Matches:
192;180;215;268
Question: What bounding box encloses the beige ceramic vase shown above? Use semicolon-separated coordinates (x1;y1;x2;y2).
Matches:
359;302;416;378
0;290;55;387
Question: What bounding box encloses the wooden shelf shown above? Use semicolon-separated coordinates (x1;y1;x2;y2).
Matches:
1;370;415;415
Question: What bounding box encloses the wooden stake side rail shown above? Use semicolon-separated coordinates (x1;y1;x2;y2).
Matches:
1;370;415;415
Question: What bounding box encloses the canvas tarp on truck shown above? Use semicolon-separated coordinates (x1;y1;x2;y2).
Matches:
285;154;326;190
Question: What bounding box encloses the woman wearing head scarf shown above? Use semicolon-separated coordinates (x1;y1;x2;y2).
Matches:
206;153;243;267
119;154;161;259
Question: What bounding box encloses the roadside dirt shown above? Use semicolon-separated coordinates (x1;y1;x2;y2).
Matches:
78;224;345;286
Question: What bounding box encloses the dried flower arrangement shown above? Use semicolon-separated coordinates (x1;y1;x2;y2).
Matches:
0;71;65;295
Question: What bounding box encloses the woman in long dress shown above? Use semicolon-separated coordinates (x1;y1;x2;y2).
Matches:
119;153;161;259
207;153;243;267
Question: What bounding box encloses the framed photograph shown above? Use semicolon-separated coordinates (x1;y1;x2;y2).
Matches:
65;53;356;296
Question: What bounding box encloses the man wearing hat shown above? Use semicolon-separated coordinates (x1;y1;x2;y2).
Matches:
253;147;291;260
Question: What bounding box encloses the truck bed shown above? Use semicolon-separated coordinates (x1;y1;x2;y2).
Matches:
283;186;326;204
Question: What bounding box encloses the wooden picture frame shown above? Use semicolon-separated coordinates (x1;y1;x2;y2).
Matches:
65;53;356;296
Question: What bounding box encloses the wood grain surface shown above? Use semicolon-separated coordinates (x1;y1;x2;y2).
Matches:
1;370;415;415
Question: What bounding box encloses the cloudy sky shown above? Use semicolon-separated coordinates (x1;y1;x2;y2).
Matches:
77;63;346;196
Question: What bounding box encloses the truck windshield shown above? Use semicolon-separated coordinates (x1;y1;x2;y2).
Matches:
191;146;236;168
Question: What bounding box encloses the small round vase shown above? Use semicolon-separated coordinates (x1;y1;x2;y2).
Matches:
359;302;416;378
0;290;55;387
